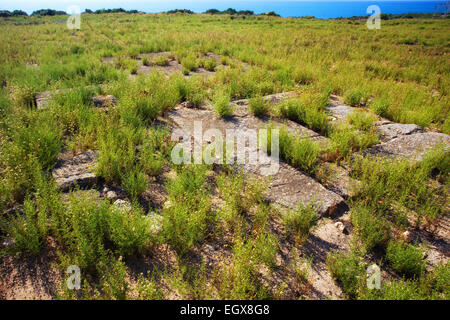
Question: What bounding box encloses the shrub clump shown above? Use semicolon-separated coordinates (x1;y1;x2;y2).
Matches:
283;202;319;243
249;96;270;117
386;240;425;278
214;93;233;118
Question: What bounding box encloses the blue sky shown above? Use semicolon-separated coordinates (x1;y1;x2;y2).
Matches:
0;0;439;15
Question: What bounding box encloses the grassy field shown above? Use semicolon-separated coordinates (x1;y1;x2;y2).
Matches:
0;12;448;300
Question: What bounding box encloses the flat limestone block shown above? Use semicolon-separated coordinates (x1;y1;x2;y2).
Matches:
327;95;355;121
362;132;449;161
376;122;423;142
230;91;299;108
327;104;355;121
168;103;328;145
52;150;99;191
165;106;346;217
262;163;348;216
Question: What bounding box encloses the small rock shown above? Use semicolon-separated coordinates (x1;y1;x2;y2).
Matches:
335;222;346;233
106;190;118;200
180;101;195;108
91;95;116;108
234;99;249;106
2;237;15;248
205;244;216;251
145;213;163;234
52;150;98;191
401;231;411;242
113;199;132;213
163;199;172;209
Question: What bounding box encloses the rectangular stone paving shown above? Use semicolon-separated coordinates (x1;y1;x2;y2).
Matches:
165;100;347;216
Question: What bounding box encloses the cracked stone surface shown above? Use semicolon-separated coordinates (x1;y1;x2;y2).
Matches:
230;91;300;111
170;101;329;146
165;97;347;216
361;132;450;161
327;95;355;121
376;122;423;142
52;150;98;191
261;163;348;216
301;215;353;299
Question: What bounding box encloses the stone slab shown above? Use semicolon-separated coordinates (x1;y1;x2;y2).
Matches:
52;150;99;191
362;132;449;161
165;104;346;216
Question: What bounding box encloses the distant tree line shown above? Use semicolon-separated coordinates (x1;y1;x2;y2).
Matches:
0;8;144;18
165;8;280;16
84;8;141;14
32;9;67;16
0;10;28;17
0;7;283;18
204;8;280;16
379;12;448;19
343;12;447;21
0;9;68;17
166;9;194;14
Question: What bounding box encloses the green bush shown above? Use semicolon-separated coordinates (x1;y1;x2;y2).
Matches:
137;272;164;300
279;127;320;174
290;137;320;174
203;58;217;71
350;154;445;226
152;55;169;66
181;54;197;71
96;126;138;184
249;96;269;117
326;251;365;299
216;171;266;216
68;198;110;272
139;144;164;177
215;238;272;299
352;205;390;251
386;240;425;278
142;56;151;66
122;169;148;201
11;115;62;171
214;93;233;118
97;255;129;300
348;111;377;131
370;97;390;118
10;84;35;109
107;205;153;256
162;197;211;255
329;124;378;159
283;202;319;243
344;88;369;107
279;97;329;134
163;165;212;254
5;198;42;255
361;279;426;300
